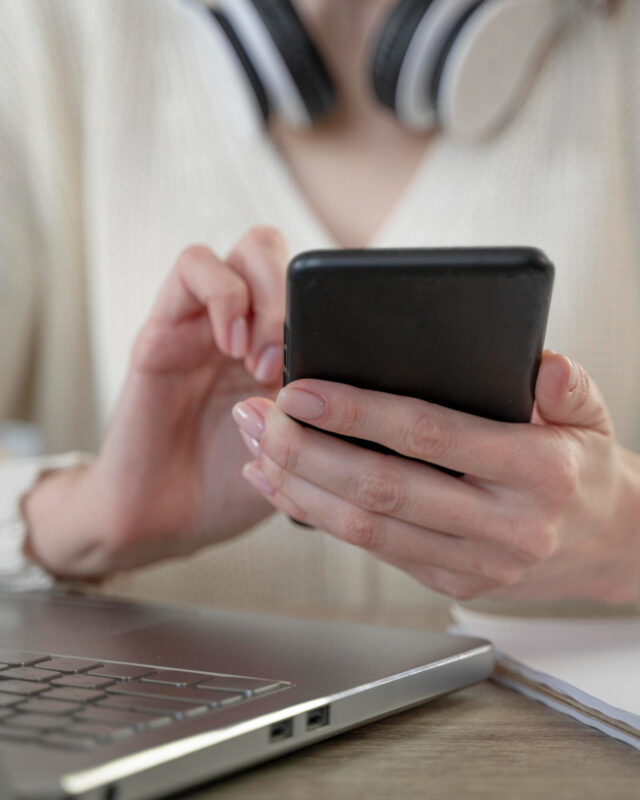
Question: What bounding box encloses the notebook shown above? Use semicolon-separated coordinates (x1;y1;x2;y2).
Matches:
451;605;640;750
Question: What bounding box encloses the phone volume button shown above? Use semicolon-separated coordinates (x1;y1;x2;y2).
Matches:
283;322;289;346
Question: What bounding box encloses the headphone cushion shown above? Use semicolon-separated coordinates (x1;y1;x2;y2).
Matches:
250;0;336;122
370;0;438;112
434;0;559;139
429;1;483;108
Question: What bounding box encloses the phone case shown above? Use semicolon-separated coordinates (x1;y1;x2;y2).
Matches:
284;247;554;453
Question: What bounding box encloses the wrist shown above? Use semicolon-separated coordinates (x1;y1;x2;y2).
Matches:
22;463;109;579
607;445;640;605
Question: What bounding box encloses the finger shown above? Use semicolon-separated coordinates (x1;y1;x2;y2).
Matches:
151;245;250;358
226;226;288;384
243;463;516;600
244;453;526;585
375;555;505;602
242;462;312;523
274;380;547;485
534;351;612;436
132;313;216;373
250;398;501;542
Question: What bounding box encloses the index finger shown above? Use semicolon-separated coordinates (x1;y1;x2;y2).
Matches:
227;227;288;382
151;244;250;357
275;379;548;486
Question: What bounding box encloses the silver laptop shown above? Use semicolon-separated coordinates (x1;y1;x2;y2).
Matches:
0;589;493;799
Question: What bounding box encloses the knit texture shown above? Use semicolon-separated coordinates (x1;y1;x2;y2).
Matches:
0;0;639;607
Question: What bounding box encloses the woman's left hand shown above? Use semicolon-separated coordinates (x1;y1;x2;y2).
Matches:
233;352;640;603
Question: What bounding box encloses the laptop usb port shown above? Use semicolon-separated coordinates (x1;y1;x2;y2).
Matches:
306;705;330;731
269;718;294;743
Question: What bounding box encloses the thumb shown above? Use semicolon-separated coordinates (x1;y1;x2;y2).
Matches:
534;351;612;434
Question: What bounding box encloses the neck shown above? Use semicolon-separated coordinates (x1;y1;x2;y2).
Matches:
293;0;395;121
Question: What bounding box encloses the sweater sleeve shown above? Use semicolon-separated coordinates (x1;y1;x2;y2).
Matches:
0;1;93;589
0;454;94;590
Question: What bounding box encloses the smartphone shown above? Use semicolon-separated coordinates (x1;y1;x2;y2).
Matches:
283;247;554;458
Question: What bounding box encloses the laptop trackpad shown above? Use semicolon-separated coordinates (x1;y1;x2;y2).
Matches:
0;590;181;652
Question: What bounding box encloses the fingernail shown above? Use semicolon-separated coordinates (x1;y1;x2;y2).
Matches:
230;317;248;358
254;344;282;385
239;429;261;458
232;401;265;440
276;387;325;420
567;357;578;392
242;463;274;495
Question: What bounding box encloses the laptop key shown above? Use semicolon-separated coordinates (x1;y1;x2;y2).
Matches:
43;732;97;751
0;650;48;667
110;681;240;705
0;694;20;708
16;698;82;716
67;721;135;742
88;665;155;681
75;707;170;730
52;675;115;690
0;726;40;743
0;664;7;671
140;670;210;686
36;658;103;674
99;695;209;718
0;709;13;720
0;667;62;683
43;687;106;703
5;713;68;731
197;676;283;696
0;680;49;696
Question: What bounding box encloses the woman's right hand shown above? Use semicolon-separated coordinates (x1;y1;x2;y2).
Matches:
23;227;289;578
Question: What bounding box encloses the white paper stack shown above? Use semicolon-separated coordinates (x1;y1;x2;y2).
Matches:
451;605;640;750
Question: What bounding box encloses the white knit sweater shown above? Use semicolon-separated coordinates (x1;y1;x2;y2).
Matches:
1;0;639;609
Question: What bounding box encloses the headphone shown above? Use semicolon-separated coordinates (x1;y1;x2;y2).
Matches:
209;0;613;141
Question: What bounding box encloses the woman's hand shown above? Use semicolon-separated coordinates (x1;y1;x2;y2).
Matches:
233;353;640;603
24;227;289;578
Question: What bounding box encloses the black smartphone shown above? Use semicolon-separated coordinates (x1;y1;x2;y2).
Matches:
283;248;554;458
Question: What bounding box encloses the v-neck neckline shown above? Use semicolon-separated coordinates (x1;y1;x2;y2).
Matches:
258;131;444;250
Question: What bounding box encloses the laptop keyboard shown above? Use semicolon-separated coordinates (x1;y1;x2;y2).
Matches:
0;649;288;753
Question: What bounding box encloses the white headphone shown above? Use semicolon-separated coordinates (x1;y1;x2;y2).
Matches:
209;0;617;140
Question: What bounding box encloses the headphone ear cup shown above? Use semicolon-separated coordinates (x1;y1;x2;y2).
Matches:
434;0;560;140
370;0;437;117
216;0;336;127
369;0;489;131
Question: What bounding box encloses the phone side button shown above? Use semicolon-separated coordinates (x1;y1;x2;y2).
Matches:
288;516;315;529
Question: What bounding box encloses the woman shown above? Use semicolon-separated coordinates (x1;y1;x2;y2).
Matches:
1;0;638;607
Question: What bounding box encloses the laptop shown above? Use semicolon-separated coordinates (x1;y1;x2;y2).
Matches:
0;589;493;799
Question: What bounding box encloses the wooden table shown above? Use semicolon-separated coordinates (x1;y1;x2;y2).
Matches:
175;606;640;800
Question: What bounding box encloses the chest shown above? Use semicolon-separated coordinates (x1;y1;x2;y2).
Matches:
81;0;640;448
270;117;432;248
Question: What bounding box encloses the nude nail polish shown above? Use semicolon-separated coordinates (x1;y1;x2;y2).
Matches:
239;429;261;457
254;345;282;385
242;463;274;495
232;402;265;440
276;387;325;420
230;317;248;358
